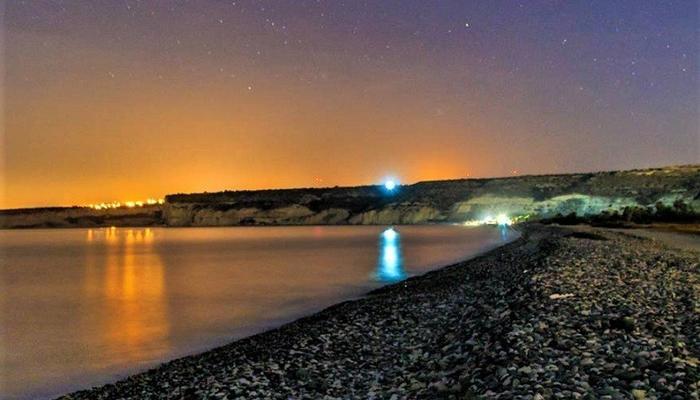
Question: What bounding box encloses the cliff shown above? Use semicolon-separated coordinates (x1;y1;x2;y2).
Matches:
162;165;700;227
2;165;698;229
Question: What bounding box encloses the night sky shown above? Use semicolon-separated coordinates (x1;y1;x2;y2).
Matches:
3;1;699;208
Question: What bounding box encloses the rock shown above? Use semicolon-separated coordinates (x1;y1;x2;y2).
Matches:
581;358;595;367
294;368;310;380
610;316;636;332
549;293;575;300
518;366;533;375
433;381;449;392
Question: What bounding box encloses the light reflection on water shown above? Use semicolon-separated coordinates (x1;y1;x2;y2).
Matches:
500;225;509;241
0;225;518;400
375;227;406;282
94;228;169;365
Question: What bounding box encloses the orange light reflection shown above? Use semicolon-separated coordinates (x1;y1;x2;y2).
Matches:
86;228;169;364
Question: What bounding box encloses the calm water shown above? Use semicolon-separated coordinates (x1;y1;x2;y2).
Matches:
0;225;516;399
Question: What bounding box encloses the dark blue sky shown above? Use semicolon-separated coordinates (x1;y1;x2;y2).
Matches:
4;1;699;207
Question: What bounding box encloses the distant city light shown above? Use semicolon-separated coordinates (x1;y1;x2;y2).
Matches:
496;213;512;226
463;213;514;226
384;179;397;191
87;198;164;210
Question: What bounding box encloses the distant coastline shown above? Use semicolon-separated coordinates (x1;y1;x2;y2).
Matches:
2;164;699;229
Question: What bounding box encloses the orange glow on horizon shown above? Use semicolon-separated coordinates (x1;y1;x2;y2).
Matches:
6;3;696;210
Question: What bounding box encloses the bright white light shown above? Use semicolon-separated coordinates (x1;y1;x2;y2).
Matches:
384;179;397;191
496;213;512;226
382;227;398;241
383;243;399;266
464;213;516;226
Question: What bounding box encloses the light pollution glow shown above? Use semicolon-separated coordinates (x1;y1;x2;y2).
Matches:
3;2;698;209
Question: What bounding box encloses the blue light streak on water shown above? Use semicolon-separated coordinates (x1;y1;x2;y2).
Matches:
499;224;510;241
375;227;406;282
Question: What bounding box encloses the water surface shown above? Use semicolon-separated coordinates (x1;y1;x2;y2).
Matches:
0;225;516;399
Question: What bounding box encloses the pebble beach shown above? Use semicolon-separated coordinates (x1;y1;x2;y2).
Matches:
60;224;699;399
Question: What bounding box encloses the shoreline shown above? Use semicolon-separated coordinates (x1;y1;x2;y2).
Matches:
3;164;698;230
58;224;698;399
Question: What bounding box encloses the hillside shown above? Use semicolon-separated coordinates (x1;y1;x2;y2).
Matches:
2;165;698;229
162;165;700;227
0;205;162;229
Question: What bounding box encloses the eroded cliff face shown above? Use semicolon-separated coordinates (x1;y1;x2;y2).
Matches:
162;165;700;227
447;194;643;221
162;204;337;226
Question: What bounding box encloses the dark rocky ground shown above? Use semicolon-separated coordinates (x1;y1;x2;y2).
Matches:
60;224;699;399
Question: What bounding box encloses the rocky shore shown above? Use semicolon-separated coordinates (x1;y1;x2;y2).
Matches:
60;225;699;399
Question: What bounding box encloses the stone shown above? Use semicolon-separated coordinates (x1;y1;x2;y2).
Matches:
518;366;533;375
